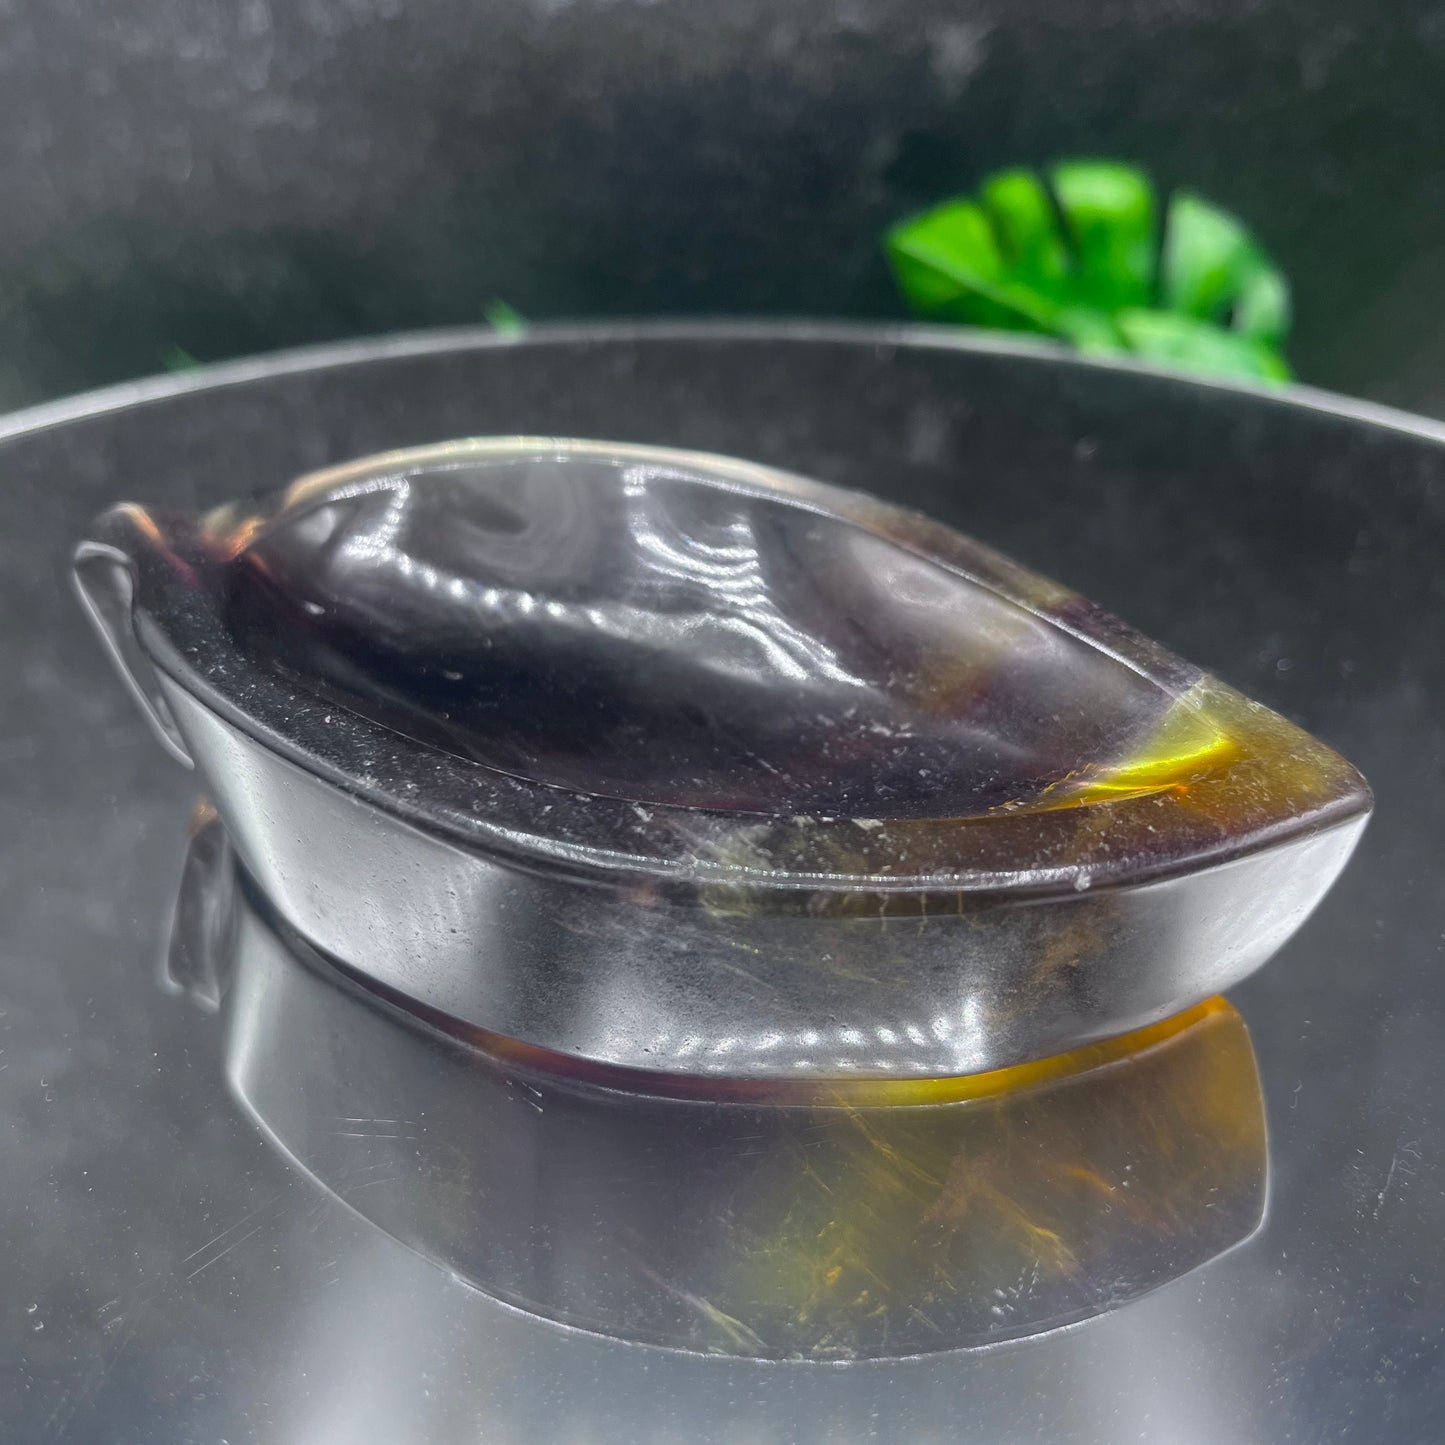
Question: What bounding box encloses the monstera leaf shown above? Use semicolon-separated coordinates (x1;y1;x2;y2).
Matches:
886;162;1291;382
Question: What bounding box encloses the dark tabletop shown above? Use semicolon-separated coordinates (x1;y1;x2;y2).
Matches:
2;324;1442;1444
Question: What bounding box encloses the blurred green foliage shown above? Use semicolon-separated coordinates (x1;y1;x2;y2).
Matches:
160;345;202;373
483;299;527;335
886;161;1291;383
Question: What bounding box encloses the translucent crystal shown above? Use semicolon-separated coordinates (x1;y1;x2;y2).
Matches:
209;827;1267;1359
76;438;1371;1076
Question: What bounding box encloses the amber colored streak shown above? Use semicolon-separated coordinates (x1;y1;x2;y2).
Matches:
1057;706;1241;805
1006;691;1243;815
114;501;166;547
207;514;266;562
713;995;1262;1354
112;503;199;588
804;997;1226;1108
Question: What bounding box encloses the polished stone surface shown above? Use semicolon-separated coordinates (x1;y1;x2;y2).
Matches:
2;326;1443;1440
224;442;1213;818
75;436;1367;1077
196;806;1266;1359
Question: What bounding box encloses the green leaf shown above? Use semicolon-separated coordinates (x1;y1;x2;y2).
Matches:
1116;309;1291;382
1054;308;1130;355
978;168;1069;296
484;299;527;334
1049;160;1157;313
884;160;1293;382
1160;192;1290;344
885;200;1060;332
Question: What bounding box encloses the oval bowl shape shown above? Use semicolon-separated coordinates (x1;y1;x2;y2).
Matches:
75;438;1371;1077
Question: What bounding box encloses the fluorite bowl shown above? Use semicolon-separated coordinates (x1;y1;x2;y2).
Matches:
75;437;1370;1077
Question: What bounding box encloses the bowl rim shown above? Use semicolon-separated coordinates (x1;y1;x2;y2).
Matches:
10;315;1445;452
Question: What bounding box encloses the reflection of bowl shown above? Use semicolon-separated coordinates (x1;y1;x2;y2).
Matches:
78;438;1369;1078
170;809;1268;1361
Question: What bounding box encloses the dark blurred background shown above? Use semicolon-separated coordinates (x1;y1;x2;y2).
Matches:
2;0;1443;414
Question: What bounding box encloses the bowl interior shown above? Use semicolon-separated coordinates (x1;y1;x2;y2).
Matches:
224;447;1178;819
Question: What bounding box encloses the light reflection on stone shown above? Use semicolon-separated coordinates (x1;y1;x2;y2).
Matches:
172;813;1268;1362
78;440;1370;1081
